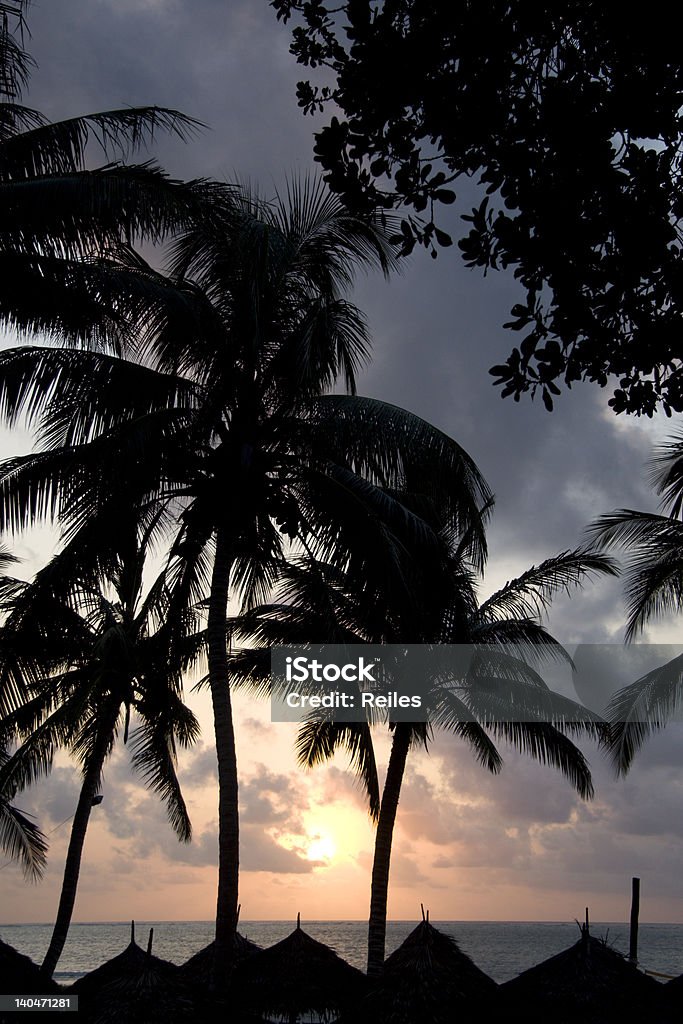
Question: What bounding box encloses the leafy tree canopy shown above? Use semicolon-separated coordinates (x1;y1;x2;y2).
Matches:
273;0;683;416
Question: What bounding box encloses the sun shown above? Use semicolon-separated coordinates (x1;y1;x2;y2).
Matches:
305;833;337;862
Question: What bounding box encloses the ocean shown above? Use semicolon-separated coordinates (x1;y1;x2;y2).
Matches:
1;920;682;986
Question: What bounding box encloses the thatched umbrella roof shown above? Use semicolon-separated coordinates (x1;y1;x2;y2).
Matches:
501;924;663;1024
178;932;261;990
72;923;193;1024
0;934;58;995
363;918;498;1024
234;915;367;1021
71;922;165;995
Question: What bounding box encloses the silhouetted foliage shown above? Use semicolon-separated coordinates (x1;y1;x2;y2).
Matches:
0;1;203;345
273;1;683;416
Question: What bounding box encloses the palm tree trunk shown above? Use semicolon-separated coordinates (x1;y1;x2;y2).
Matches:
366;723;411;976
41;708;116;978
208;526;239;985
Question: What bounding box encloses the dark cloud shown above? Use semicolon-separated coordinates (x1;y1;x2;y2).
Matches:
34;766;82;827
20;0;670;636
24;0;319;184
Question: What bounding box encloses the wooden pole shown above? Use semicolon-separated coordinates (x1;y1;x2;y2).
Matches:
629;877;640;963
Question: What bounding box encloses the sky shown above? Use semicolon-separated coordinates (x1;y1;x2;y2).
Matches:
1;0;683;928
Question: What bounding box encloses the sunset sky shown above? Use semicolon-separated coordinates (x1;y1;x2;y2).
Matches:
1;0;683;927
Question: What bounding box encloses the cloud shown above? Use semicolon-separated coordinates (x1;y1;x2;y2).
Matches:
241;717;274;738
357;844;429;889
180;746;217;787
38;767;82;827
319;766;375;814
240;765;309;829
24;0;321;186
240;828;316;874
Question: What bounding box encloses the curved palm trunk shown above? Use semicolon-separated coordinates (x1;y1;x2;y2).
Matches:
208;527;239;986
367;723;412;976
41;708;117;978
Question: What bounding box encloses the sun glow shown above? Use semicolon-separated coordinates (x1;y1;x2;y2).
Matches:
305;833;337;862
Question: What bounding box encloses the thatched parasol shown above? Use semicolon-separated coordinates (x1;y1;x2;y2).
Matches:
233;914;367;1022
362;915;498;1024
178;931;261;990
72;922;194;1024
501;921;663;1024
0;934;59;996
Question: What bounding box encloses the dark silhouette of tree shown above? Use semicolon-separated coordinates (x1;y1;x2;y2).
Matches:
0;180;490;982
0;744;47;879
231;536;615;974
0;541;48;880
0;1;204;343
273;1;683;416
0;518;201;976
590;431;683;771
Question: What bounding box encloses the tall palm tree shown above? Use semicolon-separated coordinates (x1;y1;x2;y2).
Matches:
0;516;202;976
0;179;491;978
589;430;683;771
231;539;616;974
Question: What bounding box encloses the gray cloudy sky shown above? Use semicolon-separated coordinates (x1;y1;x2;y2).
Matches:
2;0;683;931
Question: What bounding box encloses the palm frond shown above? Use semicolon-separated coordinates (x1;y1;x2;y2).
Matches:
226;646;272;699
650;431;683;517
295;717;381;820
478;549;619;623
430;690;503;773
468;618;573;665
606;652;683;774
0;798;47;881
308;396;491;565
589;511;683;638
0;6;33;103
128;693;200;842
486;721;594;799
0;108;203;180
271;175;400;290
265;295;371;398
0;166;216;257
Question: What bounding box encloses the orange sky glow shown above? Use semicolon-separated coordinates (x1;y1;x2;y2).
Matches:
3;683;683;925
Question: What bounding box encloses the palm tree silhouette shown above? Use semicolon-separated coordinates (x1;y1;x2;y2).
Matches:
0;179;492;979
0;517;201;976
232;537;615;974
590;431;683;771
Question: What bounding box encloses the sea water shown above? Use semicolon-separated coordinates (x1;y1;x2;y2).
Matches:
2;920;682;986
